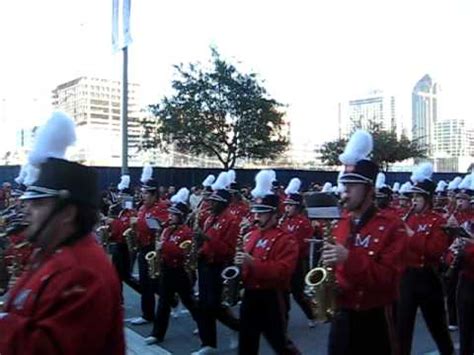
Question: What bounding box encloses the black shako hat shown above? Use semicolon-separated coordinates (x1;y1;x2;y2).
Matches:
21;158;100;208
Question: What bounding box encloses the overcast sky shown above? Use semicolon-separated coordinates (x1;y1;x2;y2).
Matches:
1;0;473;153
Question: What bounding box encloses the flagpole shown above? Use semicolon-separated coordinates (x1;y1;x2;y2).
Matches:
121;45;129;175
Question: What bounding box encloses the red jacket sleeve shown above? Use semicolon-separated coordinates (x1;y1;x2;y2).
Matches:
247;235;298;287
0;269;125;355
341;220;407;289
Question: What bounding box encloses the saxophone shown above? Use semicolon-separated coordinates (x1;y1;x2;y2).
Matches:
185;203;203;275
123;226;138;253
145;228;165;280
221;218;251;307
304;220;337;322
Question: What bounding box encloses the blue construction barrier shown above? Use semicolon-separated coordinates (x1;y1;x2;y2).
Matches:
0;165;461;192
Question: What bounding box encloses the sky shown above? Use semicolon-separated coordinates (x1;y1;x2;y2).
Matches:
1;0;473;155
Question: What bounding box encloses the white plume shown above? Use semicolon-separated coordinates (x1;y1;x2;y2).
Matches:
392;182;400;192
399;181;412;194
171;187;190;204
435;180;447;193
458;174;472;190
284;178;301;195
23;164;40;187
28;111;77;166
447;176;462;191
251;170;274;198
331;186;338;193
268;170;277;182
14;164;28;185
117;175;130;191
140;163;153;183
321;182;333;193
202;174;215;187
227;170;236;184
375;173;386;189
211;172;229;191
337;182;346;194
410;162;433;183
339;130;373;165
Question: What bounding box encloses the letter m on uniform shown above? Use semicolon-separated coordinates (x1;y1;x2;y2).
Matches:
354;234;371;248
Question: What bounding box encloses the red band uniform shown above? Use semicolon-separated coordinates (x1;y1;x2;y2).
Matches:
397;175;454;355
148;198;199;343
195;188;240;350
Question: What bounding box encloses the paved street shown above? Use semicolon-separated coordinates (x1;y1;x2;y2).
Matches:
123;284;460;355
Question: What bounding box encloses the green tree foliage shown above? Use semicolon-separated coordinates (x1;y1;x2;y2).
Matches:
142;48;289;168
319;121;427;170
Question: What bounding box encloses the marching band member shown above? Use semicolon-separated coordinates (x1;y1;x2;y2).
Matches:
446;176;463;215
397;162;454;355
433;180;449;216
195;174;215;229
375;172;397;216
129;165;170;326
446;172;474;355
145;188;199;345
0;112;124;354
236;170;301;355
280;177;316;327
227;170;249;223
107;176;138;294
321;130;407;355
192;172;240;355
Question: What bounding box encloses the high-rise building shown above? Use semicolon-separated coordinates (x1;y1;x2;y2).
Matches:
338;90;397;138
52;77;144;166
412;74;438;156
434;118;474;172
435;119;470;157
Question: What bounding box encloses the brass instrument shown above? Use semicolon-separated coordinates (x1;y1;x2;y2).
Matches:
123;227;138;253
221;218;251;307
145;249;160;279
186;202;203;275
304;220;337;322
96;224;110;249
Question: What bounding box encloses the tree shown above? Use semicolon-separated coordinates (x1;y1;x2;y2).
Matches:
318;122;427;171
318;139;347;166
142;48;289;169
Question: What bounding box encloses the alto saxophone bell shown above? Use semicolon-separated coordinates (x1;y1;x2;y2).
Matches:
221;265;240;280
305;267;328;287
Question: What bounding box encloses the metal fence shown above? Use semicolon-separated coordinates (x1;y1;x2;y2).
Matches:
0;165;461;192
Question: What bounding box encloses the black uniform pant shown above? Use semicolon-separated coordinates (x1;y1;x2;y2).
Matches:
151;265;198;340
458;275;474;355
445;269;459;326
137;245;158;321
290;258;314;321
397;267;454;355
328;306;396;355
197;260;240;348
239;289;301;355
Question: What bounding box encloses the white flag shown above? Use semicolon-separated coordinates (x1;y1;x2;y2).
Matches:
112;0;132;52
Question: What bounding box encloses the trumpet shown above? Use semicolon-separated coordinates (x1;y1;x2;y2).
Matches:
304;220;337;322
